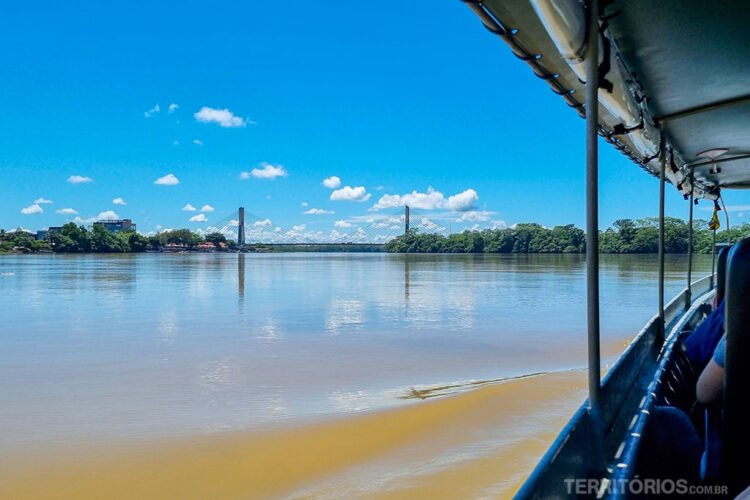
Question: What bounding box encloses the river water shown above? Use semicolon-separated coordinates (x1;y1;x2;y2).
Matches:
0;253;712;497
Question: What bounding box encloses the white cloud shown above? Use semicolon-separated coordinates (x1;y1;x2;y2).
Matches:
703;204;750;213
144;104;160;118
154;173;180;186
250;163;287;179
97;210;119;220
322;176;341;189
330;186;371;202
56;208;78;215
34;198;53;204
254;219;273;227
334;220;352;228
372;187;478;212
301;201;309;207
239;171;251;180
445;189;479;212
200;204;215;213
372;187;442;210
304;208;334;215
21;204;43;215
182;203;197;212
457;210;494;222
189;214;208;223
193;139;203;146
68;175;93;184
112;197;127;206
490;220;508;229
292;224;306;231
168;103;179;113
193;106;248;128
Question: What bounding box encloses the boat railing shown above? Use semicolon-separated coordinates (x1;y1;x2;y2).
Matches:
516;274;714;499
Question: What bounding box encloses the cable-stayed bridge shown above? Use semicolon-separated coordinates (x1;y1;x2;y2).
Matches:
200;206;450;246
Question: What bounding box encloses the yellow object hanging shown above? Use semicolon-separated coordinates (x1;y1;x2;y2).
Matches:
708;201;721;231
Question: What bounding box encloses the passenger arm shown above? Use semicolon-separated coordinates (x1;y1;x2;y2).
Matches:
696;359;724;404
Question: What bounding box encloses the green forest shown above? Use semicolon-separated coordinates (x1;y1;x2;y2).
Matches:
2;218;747;254
0;224;231;254
384;218;746;254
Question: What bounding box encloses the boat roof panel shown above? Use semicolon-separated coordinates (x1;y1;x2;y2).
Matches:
471;0;750;197
607;0;750;118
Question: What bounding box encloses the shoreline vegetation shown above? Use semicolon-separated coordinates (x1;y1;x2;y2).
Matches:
1;218;744;255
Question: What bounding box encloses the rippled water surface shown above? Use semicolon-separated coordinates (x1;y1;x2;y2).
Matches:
0;253;711;451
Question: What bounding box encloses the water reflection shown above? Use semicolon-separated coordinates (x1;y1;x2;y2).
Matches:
238;253;245;302
0;253;714;451
404;255;411;306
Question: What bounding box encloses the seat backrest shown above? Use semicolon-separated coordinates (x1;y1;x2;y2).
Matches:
716;246;730;304
721;238;750;494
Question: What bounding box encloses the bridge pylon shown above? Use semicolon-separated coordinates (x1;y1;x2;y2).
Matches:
238;207;246;247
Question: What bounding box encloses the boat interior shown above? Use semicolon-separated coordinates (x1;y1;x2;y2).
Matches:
463;0;750;497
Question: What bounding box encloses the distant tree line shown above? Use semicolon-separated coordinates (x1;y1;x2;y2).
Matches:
3;218;748;255
0;224;234;254
385;218;748;254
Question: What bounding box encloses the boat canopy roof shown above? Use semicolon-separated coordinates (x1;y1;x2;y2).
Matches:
468;0;750;200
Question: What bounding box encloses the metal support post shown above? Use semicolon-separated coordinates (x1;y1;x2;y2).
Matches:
686;188;694;309
585;0;601;413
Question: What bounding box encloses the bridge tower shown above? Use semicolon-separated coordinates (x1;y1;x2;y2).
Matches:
405;205;410;234
238;206;246;247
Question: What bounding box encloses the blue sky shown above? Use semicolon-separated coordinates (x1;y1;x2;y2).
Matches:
2;1;748;239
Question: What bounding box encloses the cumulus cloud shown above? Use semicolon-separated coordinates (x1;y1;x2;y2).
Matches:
330;186;371;202
193;106;248;128
239;171;251;180
21;204;43;215
112;197;127;206
304;208;334;215
68;175;93;184
301;201;309;207
144;104;160;118
34;198;53;204
193;139;203;146
322;176;341;189
182;203;197;212
254;219;273;227
372;187;478;212
445;189;479;212
250;163;287;179
334;220;352;228
200;204;214;213
56;208;78;215
154;173;179;185
168;103;179;113
189;214;208;222
97;210;119;220
457;210;494;222
292;224;306;232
